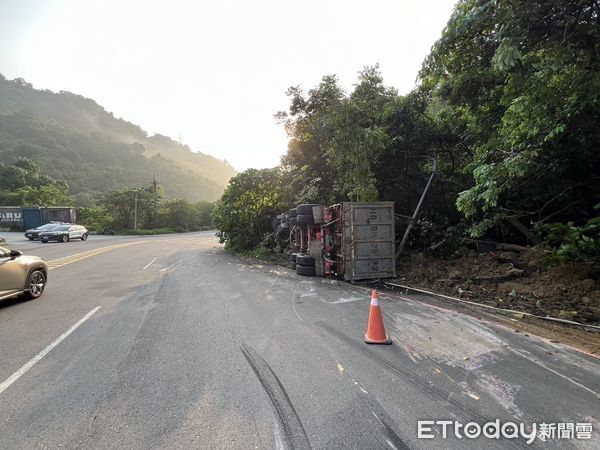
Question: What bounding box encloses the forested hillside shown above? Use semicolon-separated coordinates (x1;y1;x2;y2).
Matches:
0;75;236;205
216;0;600;259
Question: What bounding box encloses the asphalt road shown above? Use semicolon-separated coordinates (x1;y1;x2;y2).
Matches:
0;231;598;449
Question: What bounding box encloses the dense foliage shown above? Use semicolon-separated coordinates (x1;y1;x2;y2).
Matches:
213;168;287;252
78;186;215;232
420;0;600;239
0;159;215;233
0;158;71;206
0;75;236;205
217;0;600;258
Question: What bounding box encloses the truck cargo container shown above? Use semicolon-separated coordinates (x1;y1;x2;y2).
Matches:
283;201;396;281
339;202;396;281
41;207;76;226
22;207;42;229
0;207;76;230
0;207;24;228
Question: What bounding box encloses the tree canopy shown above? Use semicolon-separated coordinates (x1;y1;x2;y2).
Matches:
0;158;72;207
218;0;600;257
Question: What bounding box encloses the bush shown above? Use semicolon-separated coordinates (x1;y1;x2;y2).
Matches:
119;228;175;235
213;168;287;252
537;217;600;263
77;207;113;232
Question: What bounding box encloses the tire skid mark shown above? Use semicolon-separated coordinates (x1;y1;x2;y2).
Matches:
240;344;311;450
347;378;411;450
372;411;410;450
315;321;525;450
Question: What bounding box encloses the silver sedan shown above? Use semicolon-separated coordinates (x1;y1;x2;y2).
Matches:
0;246;48;302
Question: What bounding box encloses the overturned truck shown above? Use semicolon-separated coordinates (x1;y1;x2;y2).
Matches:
277;202;396;281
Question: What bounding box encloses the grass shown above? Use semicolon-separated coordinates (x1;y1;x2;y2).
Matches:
118;226;213;236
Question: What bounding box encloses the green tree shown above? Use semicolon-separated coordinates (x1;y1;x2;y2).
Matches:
213;168;287;251
0;159;72;206
160;199;196;231
77;207;114;232
276;75;344;204
194;201;215;227
420;0;600;238
99;186;161;230
324;65;396;201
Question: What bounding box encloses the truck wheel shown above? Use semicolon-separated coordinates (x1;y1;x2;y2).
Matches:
296;204;320;216
296;254;315;266
297;204;320;215
296;264;316;276
296;214;314;225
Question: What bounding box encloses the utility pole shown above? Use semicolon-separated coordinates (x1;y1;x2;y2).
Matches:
134;191;138;231
396;156;437;258
152;175;158;230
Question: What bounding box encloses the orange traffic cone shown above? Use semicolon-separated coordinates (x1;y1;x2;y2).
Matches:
364;290;392;345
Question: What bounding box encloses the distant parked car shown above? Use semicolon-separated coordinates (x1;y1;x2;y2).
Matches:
24;222;65;240
0;246;48;301
40;224;89;243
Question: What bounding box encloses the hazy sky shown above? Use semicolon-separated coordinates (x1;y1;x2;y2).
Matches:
0;0;457;171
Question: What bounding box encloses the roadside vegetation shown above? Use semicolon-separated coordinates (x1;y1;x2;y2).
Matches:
215;1;600;322
0;159;215;234
78;187;215;234
217;0;600;258
0;158;72;207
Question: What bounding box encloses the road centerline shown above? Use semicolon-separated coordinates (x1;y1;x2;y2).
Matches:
0;306;101;396
46;240;149;270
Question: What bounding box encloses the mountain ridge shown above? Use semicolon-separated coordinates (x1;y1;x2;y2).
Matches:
0;74;237;205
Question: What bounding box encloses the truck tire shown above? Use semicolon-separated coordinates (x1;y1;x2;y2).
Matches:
296;204;320;216
296;254;315;267
296;264;316;276
275;227;289;243
296;214;314;225
288;208;298;218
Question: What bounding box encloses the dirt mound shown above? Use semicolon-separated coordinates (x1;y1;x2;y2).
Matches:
395;249;600;324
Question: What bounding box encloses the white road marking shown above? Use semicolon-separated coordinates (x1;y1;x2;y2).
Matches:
159;255;194;272
143;257;157;270
273;424;285;450
0;306;101;396
323;296;364;304
510;348;600;398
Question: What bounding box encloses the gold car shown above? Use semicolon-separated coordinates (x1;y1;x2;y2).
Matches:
0;246;48;302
